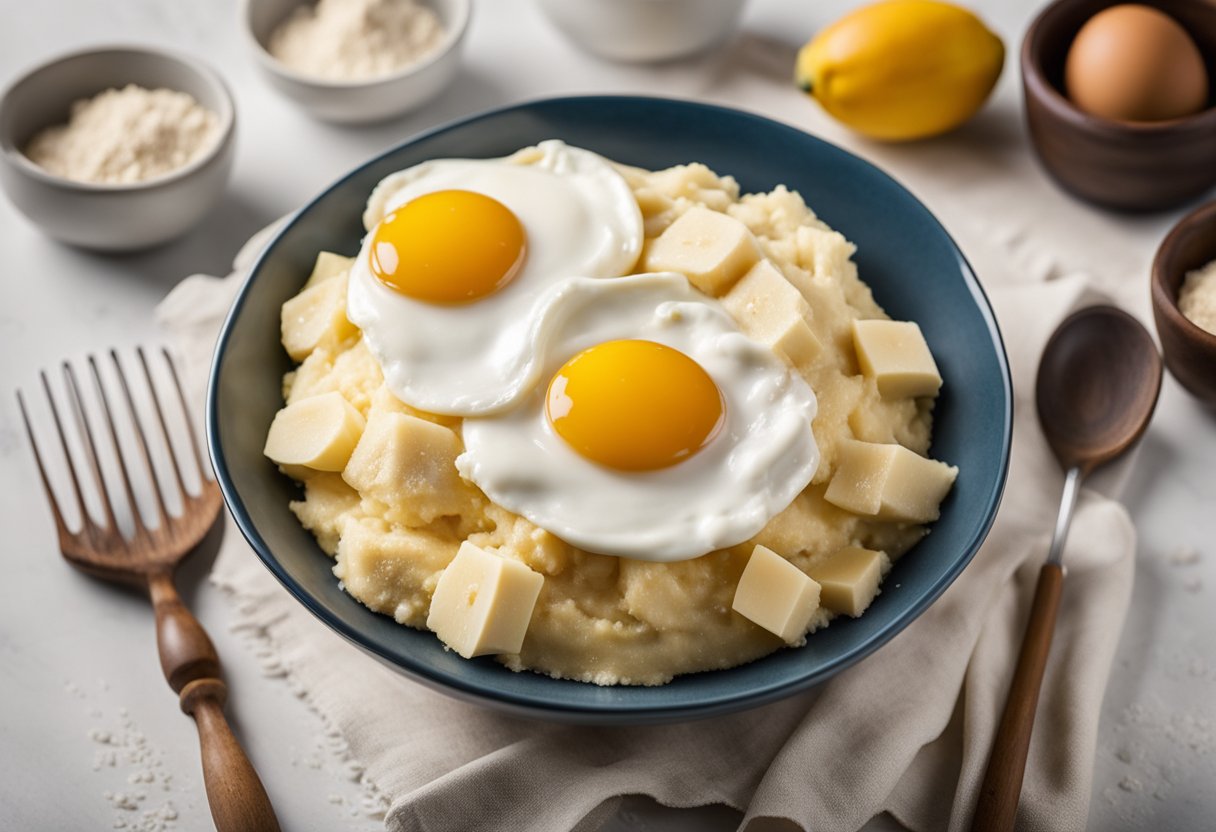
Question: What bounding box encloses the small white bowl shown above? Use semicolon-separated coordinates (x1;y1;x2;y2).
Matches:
242;0;470;124
536;0;748;63
0;46;236;251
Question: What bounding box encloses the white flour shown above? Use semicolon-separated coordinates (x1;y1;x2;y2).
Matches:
25;85;221;185
269;0;445;81
67;679;182;832
1179;259;1216;336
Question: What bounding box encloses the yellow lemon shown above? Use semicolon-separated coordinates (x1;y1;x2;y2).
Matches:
795;0;1005;141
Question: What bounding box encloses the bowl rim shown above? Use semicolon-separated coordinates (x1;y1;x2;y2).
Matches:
1021;0;1216;136
239;0;471;91
1151;200;1216;349
0;44;236;194
207;95;1013;722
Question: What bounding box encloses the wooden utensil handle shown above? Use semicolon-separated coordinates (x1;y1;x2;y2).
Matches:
971;563;1065;832
148;571;282;832
181;679;282;832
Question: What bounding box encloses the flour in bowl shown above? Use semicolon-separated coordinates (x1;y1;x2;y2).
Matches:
268;0;445;81
1179;258;1216;336
24;84;221;185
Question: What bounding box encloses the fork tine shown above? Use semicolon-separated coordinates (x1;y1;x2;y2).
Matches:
137;347;189;503
111;350;171;528
63;361;119;532
87;354;147;536
17;387;71;535
162;348;210;484
37;371;91;527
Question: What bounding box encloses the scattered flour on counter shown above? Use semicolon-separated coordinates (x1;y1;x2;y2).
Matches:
268;0;445;81
1101;701;1216;824
1167;545;1201;567
1117;775;1142;793
1167;545;1204;593
25;85;221;185
1187;656;1212;680
69;679;183;832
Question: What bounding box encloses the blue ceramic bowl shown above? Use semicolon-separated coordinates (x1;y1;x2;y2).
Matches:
208;96;1012;724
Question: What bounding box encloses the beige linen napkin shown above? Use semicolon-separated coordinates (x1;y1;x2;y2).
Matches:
157;227;1134;832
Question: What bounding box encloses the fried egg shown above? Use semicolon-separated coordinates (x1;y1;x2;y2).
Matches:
457;273;820;561
346;141;643;416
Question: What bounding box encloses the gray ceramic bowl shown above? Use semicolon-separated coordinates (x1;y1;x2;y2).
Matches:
209;97;1012;724
0;46;235;251
1151;201;1216;406
536;0;747;63
242;0;470;124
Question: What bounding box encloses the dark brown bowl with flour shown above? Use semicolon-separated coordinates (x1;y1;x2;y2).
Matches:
1152;201;1216;406
1021;0;1216;212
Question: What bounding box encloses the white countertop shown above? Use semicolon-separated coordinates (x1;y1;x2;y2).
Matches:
1;1;1213;830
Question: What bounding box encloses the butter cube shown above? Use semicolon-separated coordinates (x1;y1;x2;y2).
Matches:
732;545;822;643
721;260;822;369
427;541;544;658
281;273;358;361
824;440;958;523
852;319;942;399
810;546;884;617
303;251;355;289
342;409;470;524
642;206;760;296
263;391;365;472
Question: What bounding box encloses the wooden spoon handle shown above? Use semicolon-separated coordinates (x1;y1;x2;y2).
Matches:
148;571;282;832
971;563;1065;832
181;679;282;832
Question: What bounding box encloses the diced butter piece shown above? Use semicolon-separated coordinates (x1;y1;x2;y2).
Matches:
281;273;358;361
641;205;760;296
852;319;942;399
810;546;884;617
731;545;822;643
342;408;470;524
263;391;365;472
427;541;544;658
824;440;958;523
721;259;822;369
303;251;355;289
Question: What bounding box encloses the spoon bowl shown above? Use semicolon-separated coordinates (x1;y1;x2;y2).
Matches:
1035;305;1163;474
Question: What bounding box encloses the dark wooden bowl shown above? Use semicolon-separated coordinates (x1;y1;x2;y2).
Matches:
1151;201;1216;406
1022;0;1216;212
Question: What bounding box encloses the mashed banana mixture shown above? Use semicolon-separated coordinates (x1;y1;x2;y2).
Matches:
273;152;946;685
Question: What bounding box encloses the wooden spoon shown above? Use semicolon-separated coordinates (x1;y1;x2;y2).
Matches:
971;305;1162;832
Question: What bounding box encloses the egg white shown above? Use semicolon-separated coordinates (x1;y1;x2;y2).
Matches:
456;273;821;562
346;140;643;416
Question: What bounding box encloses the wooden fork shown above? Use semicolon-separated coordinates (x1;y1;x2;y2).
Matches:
17;348;280;832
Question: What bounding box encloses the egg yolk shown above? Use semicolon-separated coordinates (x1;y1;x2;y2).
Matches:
369;189;527;304
546;339;725;472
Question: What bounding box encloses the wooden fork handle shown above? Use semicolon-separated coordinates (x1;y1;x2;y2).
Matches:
148;571;282;832
971;563;1065;832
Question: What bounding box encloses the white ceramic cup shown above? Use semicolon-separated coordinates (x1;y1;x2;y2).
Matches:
242;0;470;124
536;0;748;63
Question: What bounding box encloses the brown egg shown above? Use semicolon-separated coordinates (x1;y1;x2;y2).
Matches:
1064;4;1209;122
